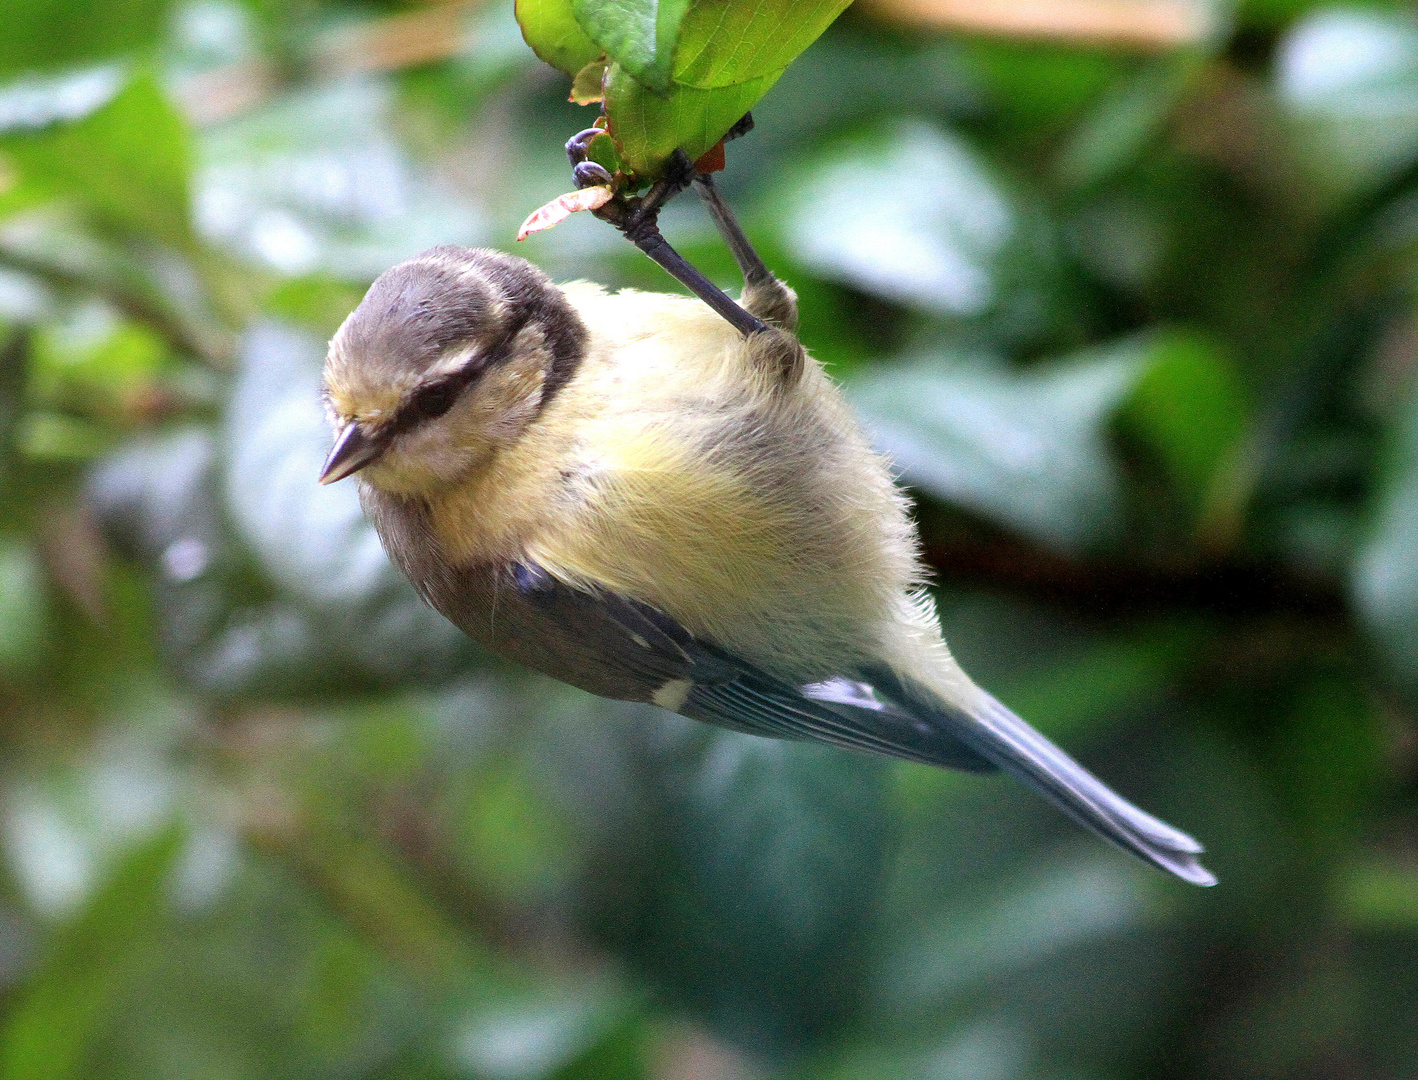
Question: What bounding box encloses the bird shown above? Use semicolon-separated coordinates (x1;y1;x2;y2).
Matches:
317;178;1216;887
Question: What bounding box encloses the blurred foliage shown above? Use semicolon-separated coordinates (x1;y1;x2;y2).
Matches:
0;0;1415;1078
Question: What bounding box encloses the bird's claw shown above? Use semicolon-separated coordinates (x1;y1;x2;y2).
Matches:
565;127;603;167
573;161;614;189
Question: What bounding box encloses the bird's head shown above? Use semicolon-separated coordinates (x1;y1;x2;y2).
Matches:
319;246;586;494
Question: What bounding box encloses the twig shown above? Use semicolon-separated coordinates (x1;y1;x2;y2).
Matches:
568;137;768;338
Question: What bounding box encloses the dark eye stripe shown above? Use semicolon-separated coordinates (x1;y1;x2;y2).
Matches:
409;377;464;420
386;306;534;437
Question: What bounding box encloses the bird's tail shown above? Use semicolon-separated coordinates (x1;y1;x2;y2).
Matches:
866;665;1216;886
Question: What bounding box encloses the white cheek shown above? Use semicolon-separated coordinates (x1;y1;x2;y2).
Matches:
393;421;490;486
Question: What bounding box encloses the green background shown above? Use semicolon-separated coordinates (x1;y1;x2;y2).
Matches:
1;0;1417;1077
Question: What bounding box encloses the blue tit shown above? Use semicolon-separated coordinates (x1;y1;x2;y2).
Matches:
318;183;1214;887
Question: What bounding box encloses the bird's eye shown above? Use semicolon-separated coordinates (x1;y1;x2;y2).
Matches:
412;380;461;420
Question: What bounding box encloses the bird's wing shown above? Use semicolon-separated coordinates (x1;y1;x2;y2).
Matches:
448;560;1214;886
471;559;994;771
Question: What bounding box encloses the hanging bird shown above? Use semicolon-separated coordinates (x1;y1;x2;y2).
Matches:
318;175;1215;887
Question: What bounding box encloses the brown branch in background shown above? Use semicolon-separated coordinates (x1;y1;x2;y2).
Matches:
856;0;1214;49
38;499;109;625
923;533;1347;621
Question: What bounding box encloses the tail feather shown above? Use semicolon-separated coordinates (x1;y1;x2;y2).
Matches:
869;667;1216;887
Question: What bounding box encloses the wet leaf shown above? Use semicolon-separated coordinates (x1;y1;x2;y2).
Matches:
196;80;484;278
0;67;125;136
451;982;635;1080
785;121;1008;316
780;119;1064;339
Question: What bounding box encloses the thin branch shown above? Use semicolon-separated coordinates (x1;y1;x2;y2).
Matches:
922;532;1347;621
583;150;768;338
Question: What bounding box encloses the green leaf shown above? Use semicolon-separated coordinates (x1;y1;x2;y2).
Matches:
582;129;626;175
2;72;193;251
1121;330;1249;509
603;60;781;175
1056;60;1195;190
1355;384;1418;699
0;828;181;1080
1276;9;1418;197
779;119;1068;342
849;344;1147;553
452;984;639;1080
592;733;890;1059
0;538;48;675
0;0;173;78
571;0;691;92
1274;673;1378;846
515;0;604;78
459;758;574;903
992;624;1196;742
1338;858;1418;928
962;40;1127;137
263;275;370;338
0;330;27;473
783;120;1012;315
197;80;482;277
31;313;168;401
673;0;852;89
878;860;1148;1016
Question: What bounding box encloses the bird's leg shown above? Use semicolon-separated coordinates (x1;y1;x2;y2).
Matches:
616;198;767;338
565;133;768;338
610;154;769;338
692;172;797;330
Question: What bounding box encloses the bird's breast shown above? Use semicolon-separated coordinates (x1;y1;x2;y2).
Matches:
404;292;920;681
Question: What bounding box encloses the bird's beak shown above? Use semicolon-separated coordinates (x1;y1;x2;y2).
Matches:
319;422;383;485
